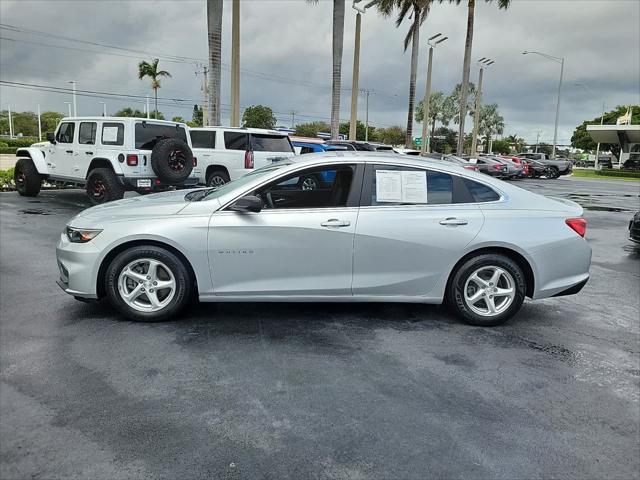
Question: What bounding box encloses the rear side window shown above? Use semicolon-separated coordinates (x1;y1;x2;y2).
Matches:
463;179;500;202
102;123;125;146
56;122;75;143
251;134;293;153
78;122;96;145
369;165;453;205
224;132;249;150
190;130;216;149
135;123;187;149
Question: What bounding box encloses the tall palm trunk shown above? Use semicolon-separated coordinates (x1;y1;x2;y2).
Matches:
456;0;475;154
405;9;420;148
207;0;223;126
330;0;345;139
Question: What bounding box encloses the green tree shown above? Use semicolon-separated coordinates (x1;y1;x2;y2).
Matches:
478;103;504;152
41;111;64;133
429;126;458;153
242;105;277;129
442;0;511;154
339;120;371;141
172;116;186;123
446;82;477;123
11;112;38;137
571;105;639;158
536;142;553;156
377;0;432;148
374;125;406;145
505;134;525;152
115;107;146;118
415;91;456;140
491;139;510;155
295;121;331;137
138;58;171;119
190;104;203;127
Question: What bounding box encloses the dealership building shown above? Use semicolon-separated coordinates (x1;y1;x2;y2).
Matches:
587;124;640;166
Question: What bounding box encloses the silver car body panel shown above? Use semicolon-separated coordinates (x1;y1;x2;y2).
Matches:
56;152;591;305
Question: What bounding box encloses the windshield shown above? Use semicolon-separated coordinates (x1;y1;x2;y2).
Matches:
200;161;292;200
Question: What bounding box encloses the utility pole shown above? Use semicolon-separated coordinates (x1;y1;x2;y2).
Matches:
364;89;370;142
230;0;240;127
535;131;541;153
68;80;77;116
99;102;107;117
594;101;605;169
203;67;209;126
146;95;150;119
8;105;13;139
471;58;493;156
37;104;42;141
420;33;448;155
290;110;297;129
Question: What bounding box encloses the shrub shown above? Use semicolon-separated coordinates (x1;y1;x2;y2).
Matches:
0;168;15;191
596;169;640;179
0;147;17;154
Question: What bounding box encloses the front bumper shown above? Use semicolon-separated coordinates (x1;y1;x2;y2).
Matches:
56;233;101;299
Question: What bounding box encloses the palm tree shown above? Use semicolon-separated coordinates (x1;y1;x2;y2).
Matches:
377;0;432;148
137;59;171;120
443;0;511;153
207;0;223;126
307;0;345;139
446;82;477;123
478;103;504;153
415;91;456;140
506;134;525;152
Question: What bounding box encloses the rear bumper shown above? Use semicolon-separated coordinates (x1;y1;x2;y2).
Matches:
122;175;200;191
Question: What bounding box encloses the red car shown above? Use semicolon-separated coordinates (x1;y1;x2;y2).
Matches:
501;156;529;176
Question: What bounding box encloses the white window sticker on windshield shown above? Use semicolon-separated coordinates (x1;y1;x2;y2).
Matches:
375;170;402;202
400;170;427;203
375;169;428;203
102;126;119;143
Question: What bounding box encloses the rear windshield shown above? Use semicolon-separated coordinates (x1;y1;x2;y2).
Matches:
135;123;188;150
251;134;293;153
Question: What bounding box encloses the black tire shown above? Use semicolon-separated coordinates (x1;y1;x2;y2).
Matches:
547;167;560;179
14;158;42;197
151;138;194;185
105;246;192;322
448;253;526;326
86;168;125;205
206;169;230;188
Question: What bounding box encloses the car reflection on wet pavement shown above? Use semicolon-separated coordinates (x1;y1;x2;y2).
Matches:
1;177;639;480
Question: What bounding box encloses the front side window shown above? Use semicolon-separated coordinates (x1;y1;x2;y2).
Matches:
78;122;96;145
190;130;216;149
224;132;249;150
251;134;294;153
369;165;453;206
102;122;125;146
254;165;355;210
134;122;188;149
56;122;75;143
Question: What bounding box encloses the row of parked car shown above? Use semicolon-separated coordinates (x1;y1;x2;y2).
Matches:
12;116;570;205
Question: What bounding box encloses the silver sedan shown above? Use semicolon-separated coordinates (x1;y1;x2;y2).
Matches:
56;153;592;326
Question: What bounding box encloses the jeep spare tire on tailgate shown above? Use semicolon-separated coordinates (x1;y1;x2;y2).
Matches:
150;138;194;184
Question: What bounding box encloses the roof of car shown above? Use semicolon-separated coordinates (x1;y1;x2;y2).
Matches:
59;116;187;125
189;126;288;135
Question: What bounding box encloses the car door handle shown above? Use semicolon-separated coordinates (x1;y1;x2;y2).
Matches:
66;150;73;154
439;217;468;226
85;151;93;155
321;219;351;228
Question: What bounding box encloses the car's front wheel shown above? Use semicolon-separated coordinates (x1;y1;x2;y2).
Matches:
105;246;192;322
448;253;526;326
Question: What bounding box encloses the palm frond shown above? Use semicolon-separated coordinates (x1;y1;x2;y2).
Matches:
156;70;172;78
403;21;415;51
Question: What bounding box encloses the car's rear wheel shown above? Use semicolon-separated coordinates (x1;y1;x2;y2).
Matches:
547;167;560;179
14;158;42;197
86;168;124;205
448;253;526;326
206;169;230;188
105;246;192;322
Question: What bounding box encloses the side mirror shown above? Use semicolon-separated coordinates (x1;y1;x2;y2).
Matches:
46;132;56;144
229;195;263;213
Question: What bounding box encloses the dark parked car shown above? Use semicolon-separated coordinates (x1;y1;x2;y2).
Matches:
630;212;640;244
470;156;508;177
439;154;479;172
489;156;525;179
517;153;572;178
325;140;395;152
521;159;549;178
622;156;640;172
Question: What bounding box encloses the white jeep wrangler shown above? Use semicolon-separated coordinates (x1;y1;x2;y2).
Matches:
188;127;295;187
14;117;201;205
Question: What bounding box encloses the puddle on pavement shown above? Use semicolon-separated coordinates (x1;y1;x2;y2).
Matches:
18;208;53;215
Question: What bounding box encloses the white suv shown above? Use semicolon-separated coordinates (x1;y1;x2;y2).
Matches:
189;127;295;187
14;117;201;205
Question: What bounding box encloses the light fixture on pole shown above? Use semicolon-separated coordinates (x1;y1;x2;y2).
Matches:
470;58;494;156
68;80;77;116
99;102;107;117
64;102;72;117
523;51;564;158
419;33;448;155
349;0;380;140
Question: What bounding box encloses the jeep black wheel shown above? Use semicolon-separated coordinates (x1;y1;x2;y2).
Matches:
86;168;124;205
14;158;42;197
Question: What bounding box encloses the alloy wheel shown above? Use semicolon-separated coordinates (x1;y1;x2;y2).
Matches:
463;266;516;317
117;258;176;313
208;175;227;188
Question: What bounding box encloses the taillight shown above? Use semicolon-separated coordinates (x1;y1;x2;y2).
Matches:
463;165;477;170
193;156;197;167
244;150;254;169
126;154;138;166
565;218;587;238
493;164;502;170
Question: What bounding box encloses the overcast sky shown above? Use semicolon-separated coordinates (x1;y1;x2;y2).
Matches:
1;0;639;144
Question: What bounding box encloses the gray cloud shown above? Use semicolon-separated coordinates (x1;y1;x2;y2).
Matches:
1;0;638;144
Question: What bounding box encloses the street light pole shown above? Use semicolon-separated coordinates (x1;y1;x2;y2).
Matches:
146;95;150;119
364;89;370;142
349;8;362;140
37;104;42;141
8;105;13;139
99;102;107;117
471;58;493;156
230;0;240;127
64;102;72;117
523;51;564;158
68;81;77;116
419;34;448;155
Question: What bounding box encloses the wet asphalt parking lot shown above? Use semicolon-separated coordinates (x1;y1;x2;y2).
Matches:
1;176;639;479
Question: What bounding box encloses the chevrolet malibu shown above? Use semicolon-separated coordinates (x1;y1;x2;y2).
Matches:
56;153;591;326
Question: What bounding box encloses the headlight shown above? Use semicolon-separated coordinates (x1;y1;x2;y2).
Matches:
66;226;102;243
